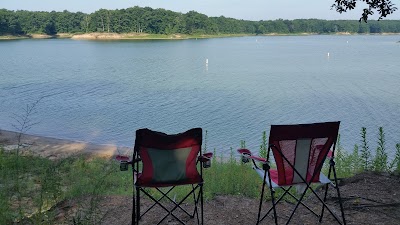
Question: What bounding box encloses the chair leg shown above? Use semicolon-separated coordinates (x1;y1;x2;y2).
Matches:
319;164;332;223
200;184;204;225
132;186;135;225
260;186;292;222
191;184;200;224
286;185;310;225
270;187;278;225
257;179;266;225
136;187;140;224
320;162;346;225
332;165;346;225
319;183;330;223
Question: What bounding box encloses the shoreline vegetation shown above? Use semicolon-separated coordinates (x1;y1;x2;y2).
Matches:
1;127;400;224
2;6;400;41
1;32;400;40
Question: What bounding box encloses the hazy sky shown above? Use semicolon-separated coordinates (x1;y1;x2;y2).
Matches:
1;0;399;21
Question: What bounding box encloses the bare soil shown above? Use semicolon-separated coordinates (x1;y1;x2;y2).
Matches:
46;172;400;225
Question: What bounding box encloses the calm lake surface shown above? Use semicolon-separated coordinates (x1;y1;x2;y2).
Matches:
0;35;399;156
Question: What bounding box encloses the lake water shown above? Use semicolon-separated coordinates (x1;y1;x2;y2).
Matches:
0;35;399;157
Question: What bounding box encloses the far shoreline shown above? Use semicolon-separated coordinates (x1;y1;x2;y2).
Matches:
0;32;253;40
1;32;400;41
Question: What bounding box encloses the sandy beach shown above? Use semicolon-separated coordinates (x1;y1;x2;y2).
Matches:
0;129;132;159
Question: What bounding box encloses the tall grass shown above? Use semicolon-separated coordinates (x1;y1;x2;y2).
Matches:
333;127;399;178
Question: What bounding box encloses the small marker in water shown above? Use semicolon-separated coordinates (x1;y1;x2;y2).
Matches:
327;52;330;57
206;58;209;64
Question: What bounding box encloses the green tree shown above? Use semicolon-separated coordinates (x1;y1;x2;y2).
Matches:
332;0;397;22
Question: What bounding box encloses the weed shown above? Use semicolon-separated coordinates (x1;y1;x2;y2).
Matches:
389;143;400;175
259;131;267;159
360;127;372;170
373;127;388;172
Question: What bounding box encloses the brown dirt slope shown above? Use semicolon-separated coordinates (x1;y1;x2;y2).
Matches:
51;172;400;225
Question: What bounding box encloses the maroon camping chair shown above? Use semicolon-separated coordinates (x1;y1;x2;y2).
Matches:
238;121;346;225
116;128;212;225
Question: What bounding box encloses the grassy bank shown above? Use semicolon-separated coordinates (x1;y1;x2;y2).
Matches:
1;127;399;224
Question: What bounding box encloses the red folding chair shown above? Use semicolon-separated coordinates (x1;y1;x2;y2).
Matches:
116;128;212;225
238;121;346;225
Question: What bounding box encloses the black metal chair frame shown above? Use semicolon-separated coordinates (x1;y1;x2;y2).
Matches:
253;143;347;225
238;122;346;225
130;152;206;225
118;131;212;225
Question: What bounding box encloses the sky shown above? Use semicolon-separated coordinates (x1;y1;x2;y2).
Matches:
1;0;399;21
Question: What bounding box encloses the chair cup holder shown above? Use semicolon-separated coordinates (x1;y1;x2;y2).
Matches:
241;155;249;163
120;161;129;171
203;160;211;168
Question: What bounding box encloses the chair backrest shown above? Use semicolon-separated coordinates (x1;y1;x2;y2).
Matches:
269;121;340;186
134;128;203;187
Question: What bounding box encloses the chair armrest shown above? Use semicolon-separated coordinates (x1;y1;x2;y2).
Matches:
237;148;267;164
115;155;142;171
116;155;130;162
248;155;267;163
198;152;213;162
238;148;252;156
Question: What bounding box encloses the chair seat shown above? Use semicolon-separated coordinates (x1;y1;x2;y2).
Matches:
254;168;331;188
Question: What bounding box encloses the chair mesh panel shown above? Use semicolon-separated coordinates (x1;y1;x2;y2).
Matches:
307;138;328;182
269;122;339;186
277;140;296;185
134;128;203;187
274;138;331;185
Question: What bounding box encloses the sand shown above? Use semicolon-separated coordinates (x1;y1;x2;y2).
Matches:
0;129;132;159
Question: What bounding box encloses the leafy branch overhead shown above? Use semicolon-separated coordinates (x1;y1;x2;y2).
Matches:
332;0;398;22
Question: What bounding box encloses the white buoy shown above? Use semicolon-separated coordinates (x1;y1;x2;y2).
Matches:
327;52;330;57
347;40;349;43
206;58;208;64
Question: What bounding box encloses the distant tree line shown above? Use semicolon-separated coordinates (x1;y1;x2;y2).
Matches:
1;6;400;36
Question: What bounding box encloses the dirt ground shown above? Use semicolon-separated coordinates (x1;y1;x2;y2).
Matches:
2;130;400;224
47;172;400;225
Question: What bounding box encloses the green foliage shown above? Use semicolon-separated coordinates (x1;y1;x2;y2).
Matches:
0;150;130;224
390;144;400;175
203;130;208;152
333;135;355;177
360;127;372;170
204;153;260;198
2;7;400;36
240;140;246;149
373;127;388;172
259;131;267;159
332;0;397;22
351;144;362;173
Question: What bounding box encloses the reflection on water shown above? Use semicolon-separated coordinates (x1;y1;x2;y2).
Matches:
0;36;399;156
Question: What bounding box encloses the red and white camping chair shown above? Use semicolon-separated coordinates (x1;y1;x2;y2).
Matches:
116;128;212;225
238;121;346;225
